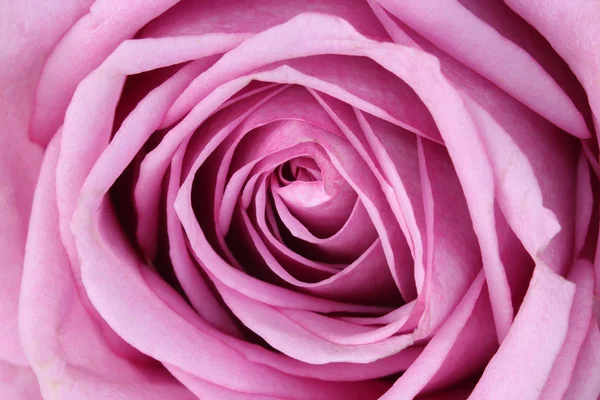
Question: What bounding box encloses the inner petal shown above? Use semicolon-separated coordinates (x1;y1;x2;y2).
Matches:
271;177;377;264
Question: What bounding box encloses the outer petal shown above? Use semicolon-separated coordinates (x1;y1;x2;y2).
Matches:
540;260;596;399
53;35;248;360
29;0;182;145
503;0;600;309
376;0;589;138
503;0;600;135
469;264;576;399
374;4;581;279
380;272;497;399
0;359;41;400
20;137;197;399
0;106;41;367
562;319;600;400
0;0;92;368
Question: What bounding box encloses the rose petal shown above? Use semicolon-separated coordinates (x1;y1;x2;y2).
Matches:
176;13;515;340
21;137;196;400
375;8;582;278
0;82;42;367
0;360;41;400
29;0;183;145
271;179;375;263
562;319;600;400
162;21;439;142
142;85;288;263
376;0;589;138
469;264;576;399
165;139;243;337
250;179;400;305
228;142;363;279
171;12;517;339
133;58;267;260
84;73;387;315
575;152;594;259
303;92;416;299
380;272;496;399
463;96;562;262
414;138;482;339
0;0;88;367
222;141;345;279
217;283;414;364
308;92;424;280
211;123;405;301
540;259;595;399
274;180;355;238
58;33;248;257
54;34;248;362
139;0;390;40
503;0;600;137
72;195;391;398
457;0;592;123
355;111;427;293
141;242;415;381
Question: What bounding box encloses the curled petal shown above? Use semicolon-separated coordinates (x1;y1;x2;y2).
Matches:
20;137;196;400
376;0;589;138
469;264;576;399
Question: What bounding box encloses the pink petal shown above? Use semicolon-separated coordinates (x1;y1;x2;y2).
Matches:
280;302;415;346
457;0;592;124
220;127;407;301
53;34;247;362
575;152;594;259
82;75;388;316
179;13;514;340
304;92;416;300
415;138;481;339
20;137;196;400
274;180;355;238
130;58;222;259
29;0;182;145
463;96;562;263
469;264;576;399
142;245;415;382
0;83;42;367
376;0;589;138
220;139;346;278
57;33;248;271
0;360;41;400
250;181;400;305
165;367;282;400
217;283;414;364
356;112;427;292
271;179;375;263
256;176;347;277
454;63;579;278
132;55;251;260
375;9;581;278
72;194;391;399
0;0;87;368
139;0;390;40
380;272;497;399
503;0;600;137
165;140;242;337
540;260;596;399
162;19;439;142
562;319;600;400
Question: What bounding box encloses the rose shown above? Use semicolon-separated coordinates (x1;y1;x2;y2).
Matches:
1;0;599;399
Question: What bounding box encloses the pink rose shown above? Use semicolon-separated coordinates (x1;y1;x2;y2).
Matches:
2;0;599;399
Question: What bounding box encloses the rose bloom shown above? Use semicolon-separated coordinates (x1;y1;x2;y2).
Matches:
1;0;600;399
